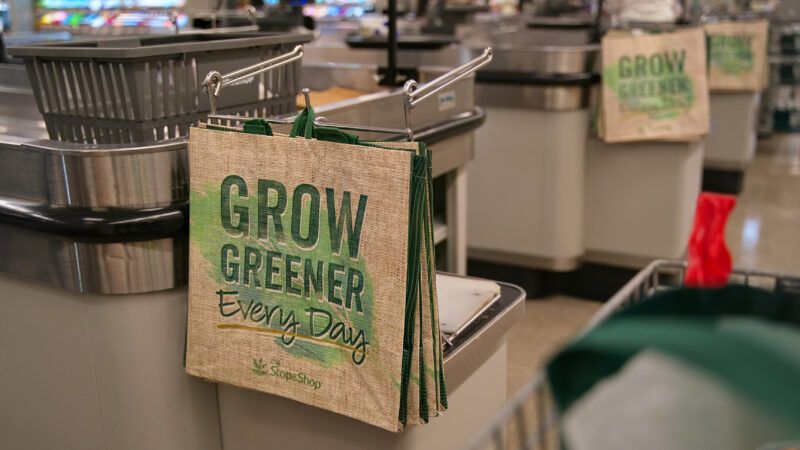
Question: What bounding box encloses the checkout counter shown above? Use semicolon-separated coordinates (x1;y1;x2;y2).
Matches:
584;138;704;267
0;33;525;450
217;277;523;450
464;20;706;273
302;22;600;275
703;91;761;194
465;23;599;272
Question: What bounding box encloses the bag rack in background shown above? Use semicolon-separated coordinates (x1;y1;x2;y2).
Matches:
465;259;800;450
8;31;312;144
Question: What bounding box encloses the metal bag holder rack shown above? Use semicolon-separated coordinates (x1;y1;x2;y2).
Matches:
203;45;493;140
201;45;493;351
203;45;492;276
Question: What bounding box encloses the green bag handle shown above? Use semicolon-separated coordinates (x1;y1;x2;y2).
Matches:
242;119;273;136
289;105;361;144
547;286;800;427
238;102;362;144
290;105;316;139
316;127;361;145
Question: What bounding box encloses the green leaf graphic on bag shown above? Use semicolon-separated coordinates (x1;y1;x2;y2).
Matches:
704;20;768;92
708;33;755;76
190;180;376;368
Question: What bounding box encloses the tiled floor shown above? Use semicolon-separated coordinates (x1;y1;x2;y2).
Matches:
726;134;800;274
505;134;800;394
506;296;600;393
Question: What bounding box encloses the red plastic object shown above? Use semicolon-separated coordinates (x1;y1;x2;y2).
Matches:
685;193;737;288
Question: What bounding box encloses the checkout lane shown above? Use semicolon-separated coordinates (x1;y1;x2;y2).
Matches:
0;0;785;448
300;18;709;278
302;18;707;292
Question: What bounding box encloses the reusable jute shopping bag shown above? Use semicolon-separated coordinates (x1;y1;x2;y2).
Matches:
705;20;769;92
185;106;446;432
600;27;710;143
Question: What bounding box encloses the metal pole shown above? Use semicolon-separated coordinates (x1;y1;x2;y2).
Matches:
385;0;399;86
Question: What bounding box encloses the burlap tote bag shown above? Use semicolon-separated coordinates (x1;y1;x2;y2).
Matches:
600;27;711;143
705;20;769;92
185;106;445;432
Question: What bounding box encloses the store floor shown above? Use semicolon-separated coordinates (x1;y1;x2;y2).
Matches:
726;133;800;275
504;133;800;395
506;296;600;393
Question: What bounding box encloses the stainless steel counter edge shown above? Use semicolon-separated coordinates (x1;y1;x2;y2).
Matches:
476;83;594;110
303;44;600;76
0;222;187;294
17;137;187;157
443;281;526;392
0;138;188;210
487;43;600;53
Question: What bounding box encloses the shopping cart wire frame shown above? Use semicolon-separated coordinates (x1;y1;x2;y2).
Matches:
465;259;800;450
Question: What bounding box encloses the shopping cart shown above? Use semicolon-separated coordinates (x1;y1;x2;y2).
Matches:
466;259;800;450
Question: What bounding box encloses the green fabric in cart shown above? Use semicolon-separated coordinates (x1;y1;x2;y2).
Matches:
547;285;800;429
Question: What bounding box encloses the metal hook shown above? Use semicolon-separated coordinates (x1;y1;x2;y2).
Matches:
203;45;304;116
402;91;414;141
170;11;180;35
401;46;492;140
405;47;492;109
246;5;258;26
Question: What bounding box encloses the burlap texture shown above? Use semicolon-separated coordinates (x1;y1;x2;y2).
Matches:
186;126;415;432
601;27;710;143
705;20;769;92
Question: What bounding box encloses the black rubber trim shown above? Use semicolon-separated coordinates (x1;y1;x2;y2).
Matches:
345;34;458;50
467;259;638;301
702;169;745;195
476;70;600;86
526;20;596;30
0;201;188;241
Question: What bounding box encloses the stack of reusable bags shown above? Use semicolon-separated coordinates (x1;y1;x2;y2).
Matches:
184;105;446;431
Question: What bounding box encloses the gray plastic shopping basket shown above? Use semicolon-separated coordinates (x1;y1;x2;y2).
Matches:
9;31;312;144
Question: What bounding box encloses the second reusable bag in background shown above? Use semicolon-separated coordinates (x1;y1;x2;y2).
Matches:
599;27;711;143
705;19;769;92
